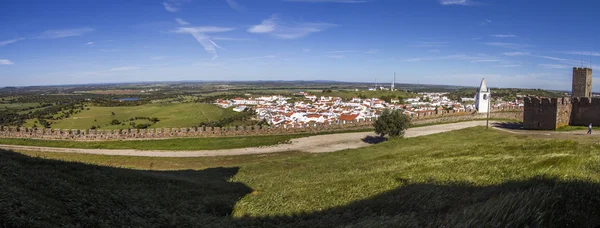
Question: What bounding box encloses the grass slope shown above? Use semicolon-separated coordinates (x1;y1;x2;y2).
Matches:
0;134;297;150
5;127;600;227
52;103;236;129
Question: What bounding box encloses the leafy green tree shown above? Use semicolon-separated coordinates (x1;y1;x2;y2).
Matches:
374;109;411;138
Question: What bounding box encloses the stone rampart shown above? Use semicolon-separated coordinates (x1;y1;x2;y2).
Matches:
570;97;600;126
523;97;572;130
0;108;523;141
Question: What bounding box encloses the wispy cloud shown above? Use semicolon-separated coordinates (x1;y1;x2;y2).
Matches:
110;66;139;71
491;34;517;38
411;41;447;48
84;41;95;46
428;49;441;53
100;49;120;52
38;27;95;39
175;18;189;25
503;52;530;56
282;0;370;2
175;26;235;59
326;50;358;54
0;59;14;65
439;0;477;6
328;55;346;59
562;51;600;57
150;56;169;60
365;49;378;54
405;54;501;63
212;36;250;41
0;38;25;47
539;64;572;69
237;55;277;61
248;15;336;39
496;64;522;68
484;42;530;50
163;0;189;12
479;19;492;26
226;0;245;11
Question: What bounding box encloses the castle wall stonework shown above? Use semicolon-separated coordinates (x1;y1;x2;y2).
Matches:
0;108;522;141
570;97;600;126
523;97;572;130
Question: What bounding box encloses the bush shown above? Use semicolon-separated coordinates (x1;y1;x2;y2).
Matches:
374;109;411;138
110;119;121;125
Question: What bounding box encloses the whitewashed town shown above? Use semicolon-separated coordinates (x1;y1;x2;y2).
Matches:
214;79;524;127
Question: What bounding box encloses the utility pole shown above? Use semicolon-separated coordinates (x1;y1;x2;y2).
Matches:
486;96;490;129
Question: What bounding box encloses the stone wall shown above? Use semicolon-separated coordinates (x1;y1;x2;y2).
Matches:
523;97;571;130
570;97;600;126
0;108;523;141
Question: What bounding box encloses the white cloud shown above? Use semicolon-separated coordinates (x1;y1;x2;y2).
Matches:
212;37;250;41
248;16;278;33
479;19;492;26
412;41;447;48
503;52;530;56
226;0;245;11
539;64;571;69
484;42;530;50
110;66;139;71
237;55;277;61
328;55;346;59
0;38;25;47
365;49;378;54
562;51;600;57
327;50;357;54
405;54;501;63
496;64;522;68
248;15;336;39
176;26;235;33
283;0;369;2
150;56;169;60
491;34;517;38
428;49;440;53
175;26;234;59
100;49;120;52
38;27;95;39
0;59;14;65
175;18;189;25
163;0;189;12
84;41;95;46
439;0;476;6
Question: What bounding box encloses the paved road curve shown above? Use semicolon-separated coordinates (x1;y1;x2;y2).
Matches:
0;121;493;157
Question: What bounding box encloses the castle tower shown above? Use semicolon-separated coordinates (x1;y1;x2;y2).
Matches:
475;78;490;113
572;67;592;98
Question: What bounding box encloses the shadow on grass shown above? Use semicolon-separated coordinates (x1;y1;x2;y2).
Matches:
1;149;600;227
492;122;523;130
361;135;387;144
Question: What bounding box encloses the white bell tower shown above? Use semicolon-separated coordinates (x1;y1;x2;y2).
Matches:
475;78;490;113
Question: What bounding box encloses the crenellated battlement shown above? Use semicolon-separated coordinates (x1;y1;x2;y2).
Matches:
524;96;571;106
523;96;572;130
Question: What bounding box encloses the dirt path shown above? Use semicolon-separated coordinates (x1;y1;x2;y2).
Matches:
0;121;493;157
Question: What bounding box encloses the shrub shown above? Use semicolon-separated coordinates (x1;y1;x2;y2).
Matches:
373;109;411;138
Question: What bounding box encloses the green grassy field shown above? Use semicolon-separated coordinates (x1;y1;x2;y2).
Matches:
0;102;39;110
0;134;298;150
4;127;600;227
556;125;600;132
51;103;236;129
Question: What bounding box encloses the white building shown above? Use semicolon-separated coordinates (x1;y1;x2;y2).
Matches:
475;78;490;113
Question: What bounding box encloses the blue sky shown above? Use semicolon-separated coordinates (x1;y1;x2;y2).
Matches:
1;0;600;90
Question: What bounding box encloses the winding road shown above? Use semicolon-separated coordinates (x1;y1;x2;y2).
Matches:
0;121;494;157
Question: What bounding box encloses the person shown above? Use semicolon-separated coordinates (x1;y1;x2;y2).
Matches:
588;123;593;135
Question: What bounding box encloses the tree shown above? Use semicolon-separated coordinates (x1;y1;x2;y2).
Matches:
373;109;411;138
